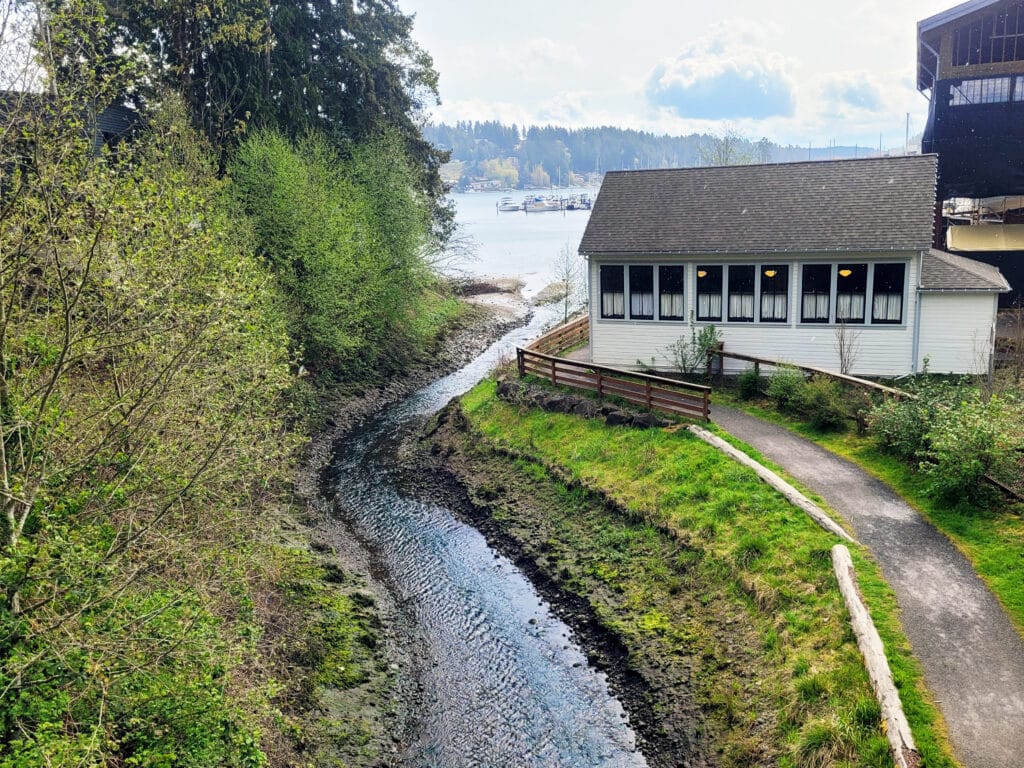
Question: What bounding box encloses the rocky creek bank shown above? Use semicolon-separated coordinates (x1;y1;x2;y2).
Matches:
403;401;720;768
280;285;535;767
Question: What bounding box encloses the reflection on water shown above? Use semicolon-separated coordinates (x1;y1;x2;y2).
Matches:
329;308;647;767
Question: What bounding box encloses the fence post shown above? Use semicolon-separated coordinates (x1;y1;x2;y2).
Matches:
597;369;603;398
703;391;709;421
517;348;525;377
550;356;556;384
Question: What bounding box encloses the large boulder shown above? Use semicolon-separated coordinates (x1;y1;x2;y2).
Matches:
571;400;600;418
604;409;632;427
495;377;522;401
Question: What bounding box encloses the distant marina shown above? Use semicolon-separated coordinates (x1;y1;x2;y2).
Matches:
448;187;596;297
495;192;593;213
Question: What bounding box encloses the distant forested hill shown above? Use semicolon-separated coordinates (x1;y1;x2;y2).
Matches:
424;122;882;189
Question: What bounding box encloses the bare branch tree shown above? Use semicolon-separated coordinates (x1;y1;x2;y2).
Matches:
834;321;861;375
552;239;586;323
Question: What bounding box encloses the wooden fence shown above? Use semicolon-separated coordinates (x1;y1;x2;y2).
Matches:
527;314;589;355
517;347;711;421
706;348;909;401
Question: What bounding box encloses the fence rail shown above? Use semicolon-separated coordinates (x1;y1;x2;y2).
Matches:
517;347;711;421
527;314;589;355
706;348;908;401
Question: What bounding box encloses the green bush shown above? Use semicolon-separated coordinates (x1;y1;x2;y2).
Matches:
766;367;807;414
867;396;934;460
0;90;293;767
920;393;1019;501
737;367;763;400
230;129;438;381
868;378;1023;501
665;324;721;376
797;377;850;431
865;377;969;460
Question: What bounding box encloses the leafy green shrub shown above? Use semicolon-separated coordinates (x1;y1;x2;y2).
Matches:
797;377;850;431
0;89;294;766
868;377;1023;501
767;367;807;413
920;393;1019;501
664;324;721;376
867;396;936;460
230;129;437;381
737;367;763;400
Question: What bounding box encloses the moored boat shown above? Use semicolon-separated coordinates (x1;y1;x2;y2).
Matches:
496;196;523;212
565;193;592;210
524;194;562;212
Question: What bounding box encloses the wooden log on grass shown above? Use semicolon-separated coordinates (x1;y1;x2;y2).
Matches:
832;544;921;768
687;425;855;543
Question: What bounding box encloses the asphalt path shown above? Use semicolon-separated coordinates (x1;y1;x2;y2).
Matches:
712;405;1024;768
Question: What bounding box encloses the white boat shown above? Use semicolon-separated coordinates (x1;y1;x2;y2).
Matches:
565;193;592;211
524;195;562;213
496;196;522;212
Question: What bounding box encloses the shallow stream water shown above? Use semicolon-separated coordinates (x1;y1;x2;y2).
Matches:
326;308;648;768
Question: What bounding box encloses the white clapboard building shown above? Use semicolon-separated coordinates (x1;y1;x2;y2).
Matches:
579;155;1009;376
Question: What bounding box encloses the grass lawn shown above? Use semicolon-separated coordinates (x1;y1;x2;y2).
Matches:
457;378;958;768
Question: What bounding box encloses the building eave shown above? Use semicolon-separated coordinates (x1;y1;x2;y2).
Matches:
580;248;928;258
918;0;1004;36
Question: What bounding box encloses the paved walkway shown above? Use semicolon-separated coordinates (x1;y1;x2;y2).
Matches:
712;405;1024;768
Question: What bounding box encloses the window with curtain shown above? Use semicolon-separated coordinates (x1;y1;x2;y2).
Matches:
836;263;867;323
600;265;624;319
871;263;905;324
659;265;686;320
629;265;654;319
759;265;788;322
801;264;831;323
727;265;755;322
696;265;722;321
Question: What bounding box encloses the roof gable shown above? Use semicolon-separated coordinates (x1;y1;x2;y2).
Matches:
920;248;1011;291
580;155;938;257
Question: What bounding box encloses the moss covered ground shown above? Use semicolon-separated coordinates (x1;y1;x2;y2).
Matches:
438;378;959;768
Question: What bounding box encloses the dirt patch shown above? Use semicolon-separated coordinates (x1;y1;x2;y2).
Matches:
402;403;720;768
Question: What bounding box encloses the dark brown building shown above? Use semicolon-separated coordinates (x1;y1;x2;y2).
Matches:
918;0;1024;303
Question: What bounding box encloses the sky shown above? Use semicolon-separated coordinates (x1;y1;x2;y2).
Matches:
396;0;958;150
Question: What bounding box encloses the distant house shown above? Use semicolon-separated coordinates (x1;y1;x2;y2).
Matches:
0;90;140;156
578;155;1009;376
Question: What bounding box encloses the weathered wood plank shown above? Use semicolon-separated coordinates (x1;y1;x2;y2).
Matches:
687;425;855;543
832;545;921;768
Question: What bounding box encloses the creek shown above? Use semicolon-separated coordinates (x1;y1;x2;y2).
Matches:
325;307;649;768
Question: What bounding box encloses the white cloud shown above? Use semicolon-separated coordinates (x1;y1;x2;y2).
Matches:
511;38;585;82
645;20;796;120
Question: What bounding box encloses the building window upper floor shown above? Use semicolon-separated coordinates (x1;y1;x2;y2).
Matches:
948;75;1024;104
951;2;1024;67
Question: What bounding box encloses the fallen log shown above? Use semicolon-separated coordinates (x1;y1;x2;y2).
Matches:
832;544;921;768
687;425;855;543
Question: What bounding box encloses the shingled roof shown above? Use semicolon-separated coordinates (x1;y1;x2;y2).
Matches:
579;155;938;256
920;248;1011;292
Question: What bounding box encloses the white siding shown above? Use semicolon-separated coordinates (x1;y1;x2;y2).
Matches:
588;254;922;376
917;293;998;375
